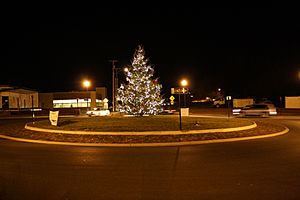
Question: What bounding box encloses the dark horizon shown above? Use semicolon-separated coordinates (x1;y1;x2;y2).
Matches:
1;6;300;101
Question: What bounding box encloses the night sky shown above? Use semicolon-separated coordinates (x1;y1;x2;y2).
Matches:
1;6;300;101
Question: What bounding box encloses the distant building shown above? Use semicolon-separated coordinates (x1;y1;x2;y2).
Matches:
0;85;108;111
0;85;38;110
39;87;107;109
285;96;300;109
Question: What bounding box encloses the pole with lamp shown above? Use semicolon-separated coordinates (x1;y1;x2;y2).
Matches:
114;67;129;111
178;89;182;130
178;79;188;130
83;80;91;109
226;95;231;118
109;60;118;112
31;95;35;124
181;79;188;108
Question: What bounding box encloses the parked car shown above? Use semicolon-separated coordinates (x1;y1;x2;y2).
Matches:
213;98;225;108
86;108;110;116
161;102;176;114
232;103;277;117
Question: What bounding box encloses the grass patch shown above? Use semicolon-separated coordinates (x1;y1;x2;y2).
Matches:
30;115;254;132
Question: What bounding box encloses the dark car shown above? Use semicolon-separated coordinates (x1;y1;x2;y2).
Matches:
232;104;277;117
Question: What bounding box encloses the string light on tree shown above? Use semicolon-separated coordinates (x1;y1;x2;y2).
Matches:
117;45;164;116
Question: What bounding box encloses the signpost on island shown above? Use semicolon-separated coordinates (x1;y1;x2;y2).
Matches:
226;96;232;118
171;87;189;130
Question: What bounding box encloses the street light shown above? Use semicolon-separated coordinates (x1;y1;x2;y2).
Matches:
110;60;129;112
83;80;91;108
181;79;188;108
181;79;188;87
31;95;35;124
114;67;129;111
109;60;118;112
177;79;189;130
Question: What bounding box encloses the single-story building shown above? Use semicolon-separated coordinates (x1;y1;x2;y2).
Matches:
285;96;300;109
0;85;38;110
39;87;107;109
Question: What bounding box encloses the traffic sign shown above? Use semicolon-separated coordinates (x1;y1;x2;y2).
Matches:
169;96;175;101
171;87;188;94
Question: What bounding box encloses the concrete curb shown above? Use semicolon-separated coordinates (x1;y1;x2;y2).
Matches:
0;126;289;147
24;122;257;136
0;115;77;120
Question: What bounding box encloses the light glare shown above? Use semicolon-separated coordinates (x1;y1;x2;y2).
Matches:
181;79;188;87
83;80;91;88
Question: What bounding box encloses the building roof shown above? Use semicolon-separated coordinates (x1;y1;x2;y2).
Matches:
0;85;37;93
0;85;14;91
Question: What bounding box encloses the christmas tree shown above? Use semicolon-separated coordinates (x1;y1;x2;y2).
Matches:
117;45;164;116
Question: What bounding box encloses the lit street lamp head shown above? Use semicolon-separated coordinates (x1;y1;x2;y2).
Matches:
83;80;91;89
82;80;91;109
180;79;188;87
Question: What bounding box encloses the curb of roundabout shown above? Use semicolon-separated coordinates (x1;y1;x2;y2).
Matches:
0;127;289;147
24;122;257;135
0;121;290;147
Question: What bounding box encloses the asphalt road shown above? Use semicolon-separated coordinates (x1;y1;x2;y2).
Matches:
0;118;300;200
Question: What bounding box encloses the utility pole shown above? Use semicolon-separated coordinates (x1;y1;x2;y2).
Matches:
109;60;118;112
178;92;182;130
31;95;35;124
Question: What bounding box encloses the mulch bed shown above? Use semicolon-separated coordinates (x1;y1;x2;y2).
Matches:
0;119;287;144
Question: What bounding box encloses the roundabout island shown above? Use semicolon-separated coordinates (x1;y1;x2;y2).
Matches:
0;115;289;147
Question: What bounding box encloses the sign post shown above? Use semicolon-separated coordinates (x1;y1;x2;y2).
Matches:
178;92;182;130
169;95;175;105
172;87;190;130
49;111;59;126
103;98;109;110
226;96;232;118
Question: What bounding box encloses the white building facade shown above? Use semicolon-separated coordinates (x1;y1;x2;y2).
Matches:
0;86;38;110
